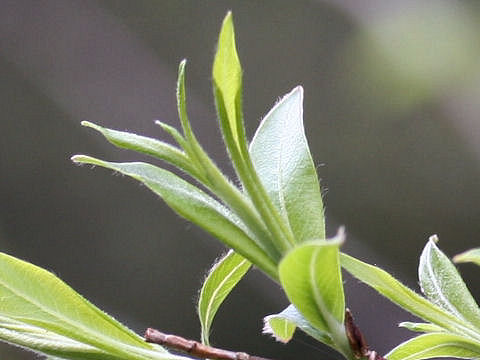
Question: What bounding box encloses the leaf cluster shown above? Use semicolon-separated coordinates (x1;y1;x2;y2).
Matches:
0;11;479;360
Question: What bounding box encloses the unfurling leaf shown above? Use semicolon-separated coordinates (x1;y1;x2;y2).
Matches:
198;250;251;345
340;253;480;340
250;86;325;243
419;237;480;330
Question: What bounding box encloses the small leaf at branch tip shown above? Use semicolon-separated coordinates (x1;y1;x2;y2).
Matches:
429;234;439;243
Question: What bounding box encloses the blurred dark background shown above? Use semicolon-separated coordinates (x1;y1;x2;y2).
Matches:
1;1;480;359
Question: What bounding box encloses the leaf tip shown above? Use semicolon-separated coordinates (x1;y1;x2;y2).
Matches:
262;316;294;344
429;234;439;244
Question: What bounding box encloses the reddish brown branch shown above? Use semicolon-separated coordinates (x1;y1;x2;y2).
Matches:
145;328;275;360
345;309;386;360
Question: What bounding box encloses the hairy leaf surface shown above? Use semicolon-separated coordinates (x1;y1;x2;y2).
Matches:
419;238;480;330
341;253;480;341
250;86;325;243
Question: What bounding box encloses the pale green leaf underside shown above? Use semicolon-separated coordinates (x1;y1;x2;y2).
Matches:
279;237;345;334
250;86;325;243
263;304;332;345
71;156;276;279
419;239;480;330
340;253;480;341
386;333;480;360
198;250;251;345
454;248;480;266
81;121;200;180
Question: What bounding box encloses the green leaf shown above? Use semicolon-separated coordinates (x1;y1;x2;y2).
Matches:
0;315;118;360
198;250;251;345
0;252;189;360
419;237;480;330
71;156;277;279
263;304;332;345
250;86;325;242
386;333;480;360
279;231;349;355
212;11;244;152
399;322;446;333
341;253;480;341
454;248;480;266
81;121;202;181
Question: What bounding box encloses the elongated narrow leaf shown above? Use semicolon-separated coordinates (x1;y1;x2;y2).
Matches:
419;238;480;329
263;304;332;345
212;11;244;152
250;87;325;243
399;322;446;333
198;250;251;345
81;121;201;180
340;253;480;340
454;248;480;267
0;316;118;360
386;333;480;360
279;233;345;335
72;156;277;279
0;252;192;360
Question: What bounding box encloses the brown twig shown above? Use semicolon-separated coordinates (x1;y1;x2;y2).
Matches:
145;328;275;360
344;309;387;360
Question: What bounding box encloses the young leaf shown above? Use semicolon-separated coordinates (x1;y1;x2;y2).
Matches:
81;121;203;181
454;248;480;267
71;156;277;279
212;11;244;153
250;86;325;243
0;315;118;360
386;333;480;360
399;322;446;333
263;304;333;346
340;253;480;341
419;237;480;330
0;252;191;360
278;231;350;356
198;250;251;345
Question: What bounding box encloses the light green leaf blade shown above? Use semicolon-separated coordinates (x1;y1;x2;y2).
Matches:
198;250;251;345
386;333;480;360
250;86;325;243
263;304;332;345
212;11;244;151
72;156;276;279
454;248;480;266
279;232;346;352
340;253;480;341
0;252;192;360
399;322;446;333
419;237;480;329
0;316;119;360
81;121;201;181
